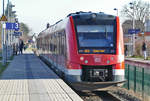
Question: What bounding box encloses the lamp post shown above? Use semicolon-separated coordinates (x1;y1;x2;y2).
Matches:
7;1;16;58
129;2;135;56
114;8;118;16
1;0;7;65
10;11;17;51
6;0;11;59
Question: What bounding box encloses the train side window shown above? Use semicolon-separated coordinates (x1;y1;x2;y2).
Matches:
62;31;65;56
56;32;59;54
51;34;54;52
44;37;46;51
41;38;42;49
60;32;62;55
51;35;53;52
41;37;44;50
39;39;40;49
53;34;55;53
50;35;52;52
63;30;67;58
55;32;57;54
54;32;57;54
44;37;46;50
61;30;66;57
45;37;47;51
58;32;61;55
48;35;50;52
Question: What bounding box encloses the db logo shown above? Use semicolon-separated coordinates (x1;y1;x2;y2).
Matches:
94;57;101;62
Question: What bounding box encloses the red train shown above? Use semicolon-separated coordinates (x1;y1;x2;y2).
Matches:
36;12;125;91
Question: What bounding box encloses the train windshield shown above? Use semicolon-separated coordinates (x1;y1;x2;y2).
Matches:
77;25;114;47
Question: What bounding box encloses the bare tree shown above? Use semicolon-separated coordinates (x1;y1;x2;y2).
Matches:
20;23;31;41
122;20;144;34
121;0;150;23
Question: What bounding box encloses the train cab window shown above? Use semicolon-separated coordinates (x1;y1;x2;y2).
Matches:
77;25;114;48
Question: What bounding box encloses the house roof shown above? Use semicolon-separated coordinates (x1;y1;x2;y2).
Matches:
138;32;150;36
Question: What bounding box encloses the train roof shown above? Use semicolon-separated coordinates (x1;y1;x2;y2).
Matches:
67;11;116;20
38;11;116;37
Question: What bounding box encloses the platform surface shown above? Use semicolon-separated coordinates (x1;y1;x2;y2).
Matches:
0;52;83;101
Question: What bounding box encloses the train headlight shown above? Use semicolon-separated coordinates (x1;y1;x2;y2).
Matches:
80;56;84;61
85;60;88;64
107;60;110;64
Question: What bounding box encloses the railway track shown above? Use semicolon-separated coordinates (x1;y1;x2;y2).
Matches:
77;91;121;101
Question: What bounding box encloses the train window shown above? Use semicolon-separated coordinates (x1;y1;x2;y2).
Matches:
59;32;62;55
55;32;58;54
76;25;114;48
61;31;64;55
48;35;50;52
54;33;57;54
51;35;54;52
46;37;47;51
57;32;59;54
42;37;44;50
57;33;59;54
63;30;67;58
60;33;62;55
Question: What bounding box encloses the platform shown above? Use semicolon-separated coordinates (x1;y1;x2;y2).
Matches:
125;57;150;64
125;57;150;68
0;52;83;101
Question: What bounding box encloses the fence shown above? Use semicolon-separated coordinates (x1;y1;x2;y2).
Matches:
124;63;150;100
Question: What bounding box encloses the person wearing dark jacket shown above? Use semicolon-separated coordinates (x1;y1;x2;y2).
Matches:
142;42;147;60
19;39;24;54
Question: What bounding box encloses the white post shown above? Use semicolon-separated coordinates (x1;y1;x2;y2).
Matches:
114;8;119;16
1;22;7;65
7;0;12;58
130;2;136;56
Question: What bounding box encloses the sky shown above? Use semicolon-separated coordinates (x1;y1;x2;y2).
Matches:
1;0;150;34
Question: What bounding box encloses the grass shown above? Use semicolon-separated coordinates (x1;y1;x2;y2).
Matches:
9;55;14;60
0;55;14;76
126;55;150;60
0;55;14;60
147;57;150;60
0;62;9;75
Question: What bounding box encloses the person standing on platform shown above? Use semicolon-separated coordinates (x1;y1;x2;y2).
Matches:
19;39;24;54
142;42;147;60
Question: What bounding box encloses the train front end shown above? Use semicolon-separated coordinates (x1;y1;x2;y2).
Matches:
66;12;125;90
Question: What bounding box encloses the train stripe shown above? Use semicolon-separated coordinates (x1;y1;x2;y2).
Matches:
66;69;82;75
113;69;124;75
